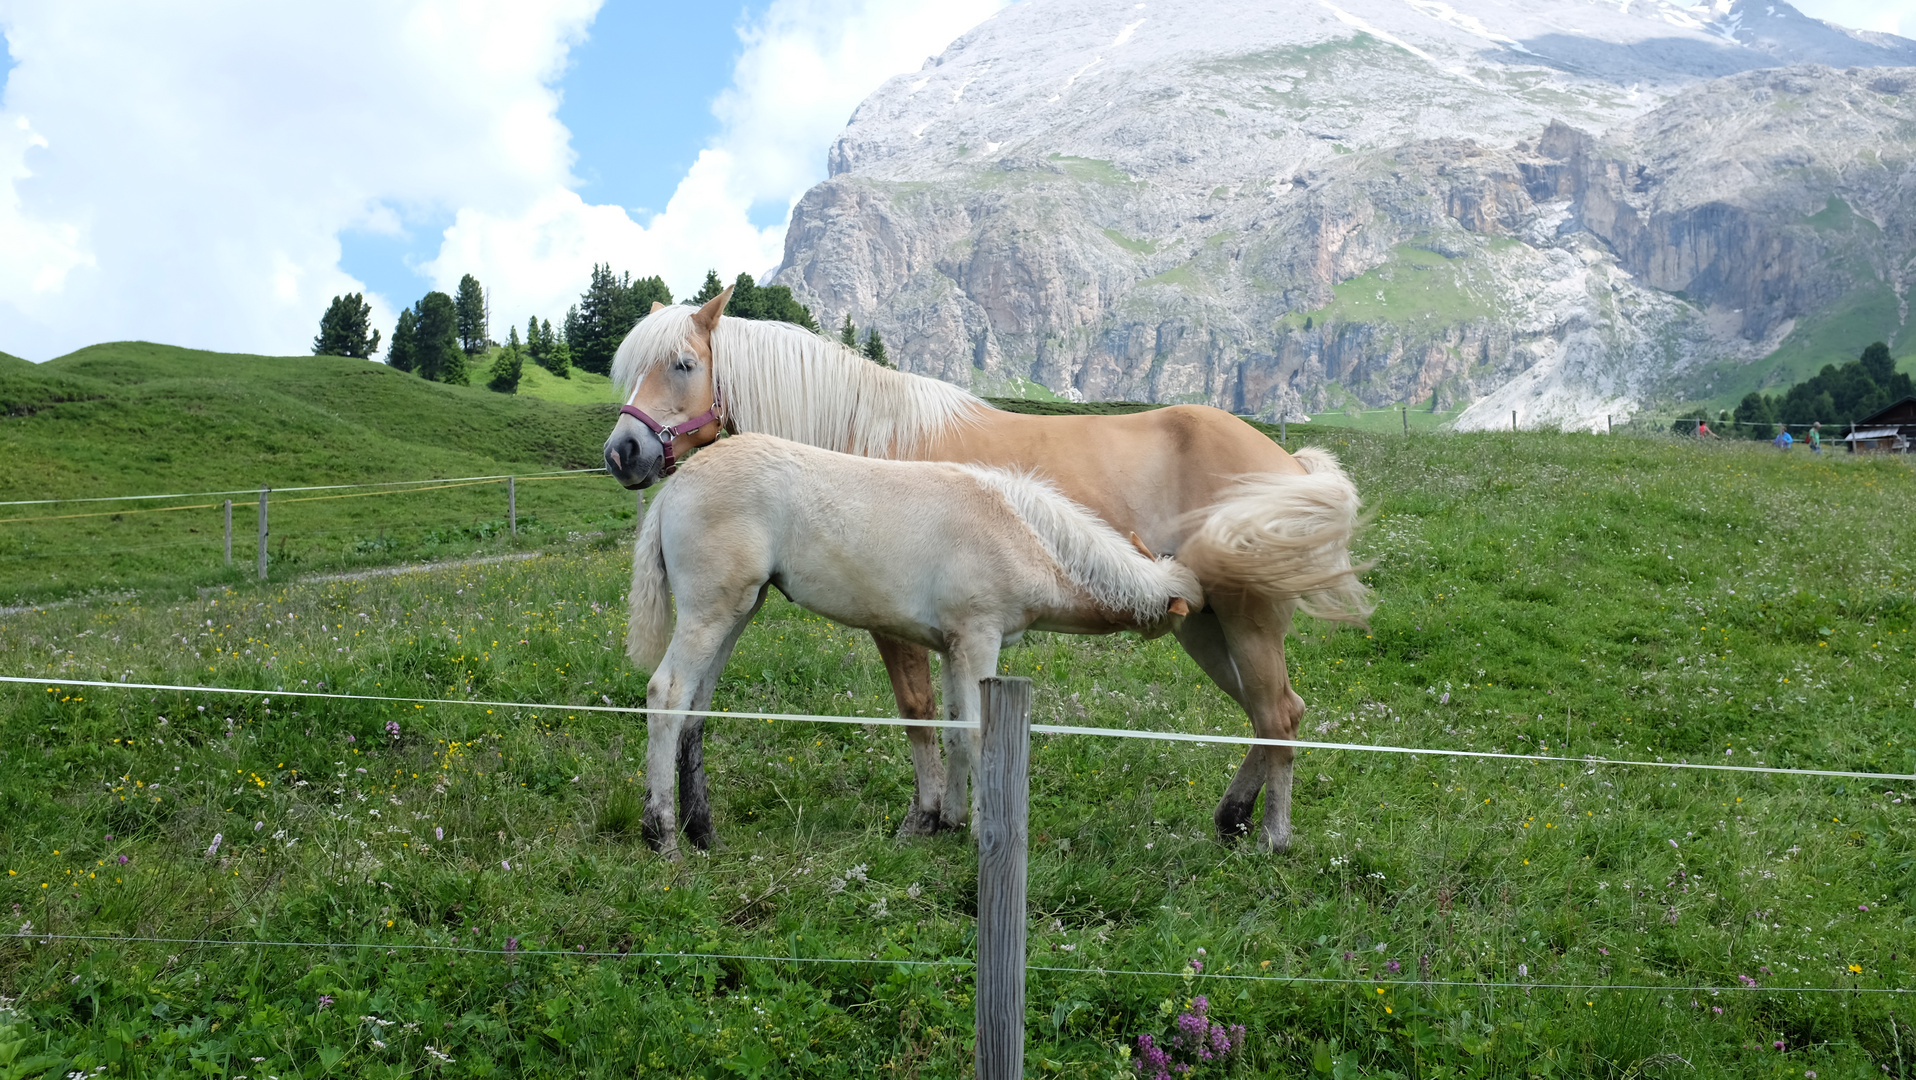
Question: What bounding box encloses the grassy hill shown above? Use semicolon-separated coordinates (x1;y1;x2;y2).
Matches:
0;342;639;603
513;361;619;406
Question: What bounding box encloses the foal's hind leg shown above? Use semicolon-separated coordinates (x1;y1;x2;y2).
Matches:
1175;597;1305;852
676;585;769;852
645;584;765;860
937;626;1002;831
872;635;947;837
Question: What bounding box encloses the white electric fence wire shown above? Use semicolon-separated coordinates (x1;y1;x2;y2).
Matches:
0;467;608;509
1;675;1907;783
0;933;1901;997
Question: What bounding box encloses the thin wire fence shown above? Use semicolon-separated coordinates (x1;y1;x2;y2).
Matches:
0;467;609;509
3;676;1905;785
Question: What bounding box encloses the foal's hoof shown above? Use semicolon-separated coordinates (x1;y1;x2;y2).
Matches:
1257;832;1292;855
895;807;942;839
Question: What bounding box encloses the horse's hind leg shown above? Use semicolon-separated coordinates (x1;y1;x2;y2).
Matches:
646;583;765;859
676;584;768;852
872;634;946;837
1175;598;1304;852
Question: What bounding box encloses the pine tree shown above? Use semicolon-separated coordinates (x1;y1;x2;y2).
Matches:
839;313;858;349
863;329;890;368
412;292;462;383
387;308;418;373
691;270;726;307
1861;341;1895;385
312;293;382;359
488;326;524;393
630;275;672;315
539;318;569;378
454;275;488;355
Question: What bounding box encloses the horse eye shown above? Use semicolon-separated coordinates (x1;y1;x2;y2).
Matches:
673;356;696;372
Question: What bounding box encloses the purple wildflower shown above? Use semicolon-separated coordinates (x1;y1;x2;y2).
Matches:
103;835;112;842
505;937;519;958
1189;958;1203;973
117;855;128;865
1386;959;1401;974
1737;974;1758;988
435;827;444;841
386;720;401;739
1774;1040;1786;1051
317;994;334;1010
206;833;222;856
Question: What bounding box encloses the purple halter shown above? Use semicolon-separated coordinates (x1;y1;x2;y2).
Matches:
618;375;724;478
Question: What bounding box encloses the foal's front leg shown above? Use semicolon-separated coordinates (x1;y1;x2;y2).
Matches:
937;627;1002;831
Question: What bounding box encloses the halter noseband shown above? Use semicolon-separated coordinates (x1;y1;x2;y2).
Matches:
618;370;724;478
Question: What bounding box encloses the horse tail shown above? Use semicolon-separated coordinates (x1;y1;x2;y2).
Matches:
626;497;674;671
1178;447;1373;625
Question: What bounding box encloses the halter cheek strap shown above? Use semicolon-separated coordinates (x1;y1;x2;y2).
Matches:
618;377;724;478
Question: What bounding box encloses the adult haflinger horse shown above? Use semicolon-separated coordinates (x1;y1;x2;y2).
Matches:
605;288;1369;852
628;432;1203;859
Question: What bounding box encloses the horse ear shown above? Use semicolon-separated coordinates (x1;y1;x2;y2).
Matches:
650;301;666;314
692;285;733;335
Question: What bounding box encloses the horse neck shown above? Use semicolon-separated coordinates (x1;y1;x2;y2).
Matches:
716;322;984;458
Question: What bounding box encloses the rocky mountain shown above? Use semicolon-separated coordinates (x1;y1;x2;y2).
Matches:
771;0;1916;430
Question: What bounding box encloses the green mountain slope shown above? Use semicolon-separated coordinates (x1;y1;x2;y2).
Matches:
0;342;637;603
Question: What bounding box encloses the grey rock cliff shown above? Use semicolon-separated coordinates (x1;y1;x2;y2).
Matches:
773;0;1916;429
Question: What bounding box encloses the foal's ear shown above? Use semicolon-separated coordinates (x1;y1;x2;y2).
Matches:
692;285;733;336
650;301;666;314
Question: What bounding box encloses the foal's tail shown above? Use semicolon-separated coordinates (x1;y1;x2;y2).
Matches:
1178;447;1373;625
626;500;674;671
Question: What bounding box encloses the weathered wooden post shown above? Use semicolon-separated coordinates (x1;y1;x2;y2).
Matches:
1279;416;1286;444
1512;409;1518;433
637;489;645;529
1606;414;1612;435
256;487;269;581
976;676;1032;1080
1402;406;1408;435
223;500;232;566
508;476;517;537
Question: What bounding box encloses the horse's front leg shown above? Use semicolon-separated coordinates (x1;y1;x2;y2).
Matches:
873;634;946;837
938;626;1001;831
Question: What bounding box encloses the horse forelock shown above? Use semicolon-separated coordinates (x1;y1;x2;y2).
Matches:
959;466;1198;624
612;304;983;458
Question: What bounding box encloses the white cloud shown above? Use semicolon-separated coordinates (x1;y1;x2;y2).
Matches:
424;0;1007;331
0;0;598;360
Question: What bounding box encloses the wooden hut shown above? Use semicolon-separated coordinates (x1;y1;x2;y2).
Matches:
1844;396;1916;453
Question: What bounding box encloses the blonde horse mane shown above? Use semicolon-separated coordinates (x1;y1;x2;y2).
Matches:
958;465;1202;625
611;306;984;458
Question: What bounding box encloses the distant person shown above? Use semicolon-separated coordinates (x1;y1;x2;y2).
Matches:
1695;418;1716;439
1773;426;1793;451
1808;421;1822;454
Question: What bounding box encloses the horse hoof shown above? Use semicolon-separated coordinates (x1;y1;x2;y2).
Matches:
1258;833;1292;855
895;808;941;839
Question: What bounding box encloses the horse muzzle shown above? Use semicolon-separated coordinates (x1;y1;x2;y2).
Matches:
604;430;665;490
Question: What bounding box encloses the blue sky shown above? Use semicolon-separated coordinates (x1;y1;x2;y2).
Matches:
339;1;774;310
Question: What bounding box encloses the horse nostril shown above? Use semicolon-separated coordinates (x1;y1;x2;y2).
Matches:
607;447;623;470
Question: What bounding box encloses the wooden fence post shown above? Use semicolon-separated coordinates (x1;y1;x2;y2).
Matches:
256;487;269;581
1512;410;1518;433
223;500;232;566
1402;406;1408;435
1279;416;1286;444
976;676;1032;1080
508;476;517;537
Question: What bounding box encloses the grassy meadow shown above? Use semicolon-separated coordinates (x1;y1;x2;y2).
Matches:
0;421;1913;1078
0;343;638;607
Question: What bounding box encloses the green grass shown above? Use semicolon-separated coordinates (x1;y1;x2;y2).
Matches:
2;428;1912;1077
510;363;618;407
1102;230;1160;257
0;343;639;606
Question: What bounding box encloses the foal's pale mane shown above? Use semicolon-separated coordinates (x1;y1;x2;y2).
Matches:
958;466;1201;625
612;306;984;458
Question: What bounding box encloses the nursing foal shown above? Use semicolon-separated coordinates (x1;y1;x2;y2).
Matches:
626;433;1202;859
